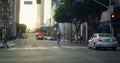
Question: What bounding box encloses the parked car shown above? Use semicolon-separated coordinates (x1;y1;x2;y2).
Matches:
47;36;56;40
36;32;45;40
44;36;48;40
88;33;118;50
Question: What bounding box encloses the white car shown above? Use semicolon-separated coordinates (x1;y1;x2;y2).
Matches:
47;36;55;40
88;33;118;50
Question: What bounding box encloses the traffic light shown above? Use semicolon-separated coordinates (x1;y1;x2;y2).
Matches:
111;13;118;28
111;13;116;21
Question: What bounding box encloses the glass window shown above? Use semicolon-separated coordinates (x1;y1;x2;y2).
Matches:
24;1;32;5
99;33;112;37
93;35;97;38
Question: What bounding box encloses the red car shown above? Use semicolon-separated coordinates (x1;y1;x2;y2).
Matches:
36;32;45;40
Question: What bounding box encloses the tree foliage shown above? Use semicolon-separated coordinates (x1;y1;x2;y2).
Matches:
54;0;112;42
19;24;27;33
54;0;75;23
54;0;111;23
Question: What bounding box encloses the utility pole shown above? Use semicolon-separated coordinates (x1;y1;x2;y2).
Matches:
108;0;114;36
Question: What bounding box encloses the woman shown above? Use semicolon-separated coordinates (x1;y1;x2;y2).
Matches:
56;31;61;47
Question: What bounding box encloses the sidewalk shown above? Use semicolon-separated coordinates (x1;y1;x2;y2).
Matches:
0;39;19;48
61;40;88;47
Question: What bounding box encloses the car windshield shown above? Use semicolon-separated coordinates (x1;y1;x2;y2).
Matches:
99;33;112;37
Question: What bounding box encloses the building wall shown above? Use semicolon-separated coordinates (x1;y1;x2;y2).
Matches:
41;0;52;26
19;0;37;30
14;0;20;24
51;0;59;26
36;0;42;29
41;0;44;26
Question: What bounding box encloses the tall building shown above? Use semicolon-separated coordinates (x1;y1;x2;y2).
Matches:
36;0;42;29
51;0;64;27
14;0;20;24
19;0;37;30
13;0;20;36
41;0;52;26
0;0;20;38
51;0;59;26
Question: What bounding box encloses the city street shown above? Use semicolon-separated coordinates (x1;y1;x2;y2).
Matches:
0;33;120;63
0;0;120;63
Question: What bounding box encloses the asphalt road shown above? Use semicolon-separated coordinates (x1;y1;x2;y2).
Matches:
0;33;120;63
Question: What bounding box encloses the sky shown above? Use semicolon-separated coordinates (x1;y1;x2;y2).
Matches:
19;0;37;30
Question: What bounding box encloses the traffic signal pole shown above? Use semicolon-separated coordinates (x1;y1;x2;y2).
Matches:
94;0;114;36
108;1;114;36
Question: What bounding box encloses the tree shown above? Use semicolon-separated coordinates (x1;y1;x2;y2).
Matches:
19;24;27;33
54;0;111;42
72;0;111;39
54;0;83;42
54;0;75;23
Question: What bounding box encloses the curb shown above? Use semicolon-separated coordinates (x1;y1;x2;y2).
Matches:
0;39;20;48
8;39;20;47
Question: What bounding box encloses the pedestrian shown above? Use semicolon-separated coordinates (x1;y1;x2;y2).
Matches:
2;29;9;48
56;31;61;47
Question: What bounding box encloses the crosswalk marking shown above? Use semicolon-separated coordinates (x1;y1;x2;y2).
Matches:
8;46;87;50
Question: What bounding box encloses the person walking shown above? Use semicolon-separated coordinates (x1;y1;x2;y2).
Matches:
2;29;9;48
56;31;61;47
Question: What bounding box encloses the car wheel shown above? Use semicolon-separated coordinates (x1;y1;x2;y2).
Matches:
93;43;98;50
93;46;97;50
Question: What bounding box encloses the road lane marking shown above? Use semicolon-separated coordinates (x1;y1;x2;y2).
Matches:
8;46;88;50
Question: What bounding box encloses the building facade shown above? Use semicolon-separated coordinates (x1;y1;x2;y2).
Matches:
36;0;42;30
20;0;37;31
41;0;52;27
0;0;20;39
13;0;20;37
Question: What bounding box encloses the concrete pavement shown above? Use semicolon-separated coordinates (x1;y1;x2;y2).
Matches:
0;39;20;48
0;39;120;49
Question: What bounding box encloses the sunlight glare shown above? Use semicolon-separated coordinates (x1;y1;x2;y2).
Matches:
19;0;37;30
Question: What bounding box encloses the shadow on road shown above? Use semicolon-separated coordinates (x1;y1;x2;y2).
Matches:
94;48;120;51
0;46;4;49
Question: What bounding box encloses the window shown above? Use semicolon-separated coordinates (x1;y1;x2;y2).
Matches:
24;1;32;5
99;33;112;37
37;0;41;4
93;35;97;38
